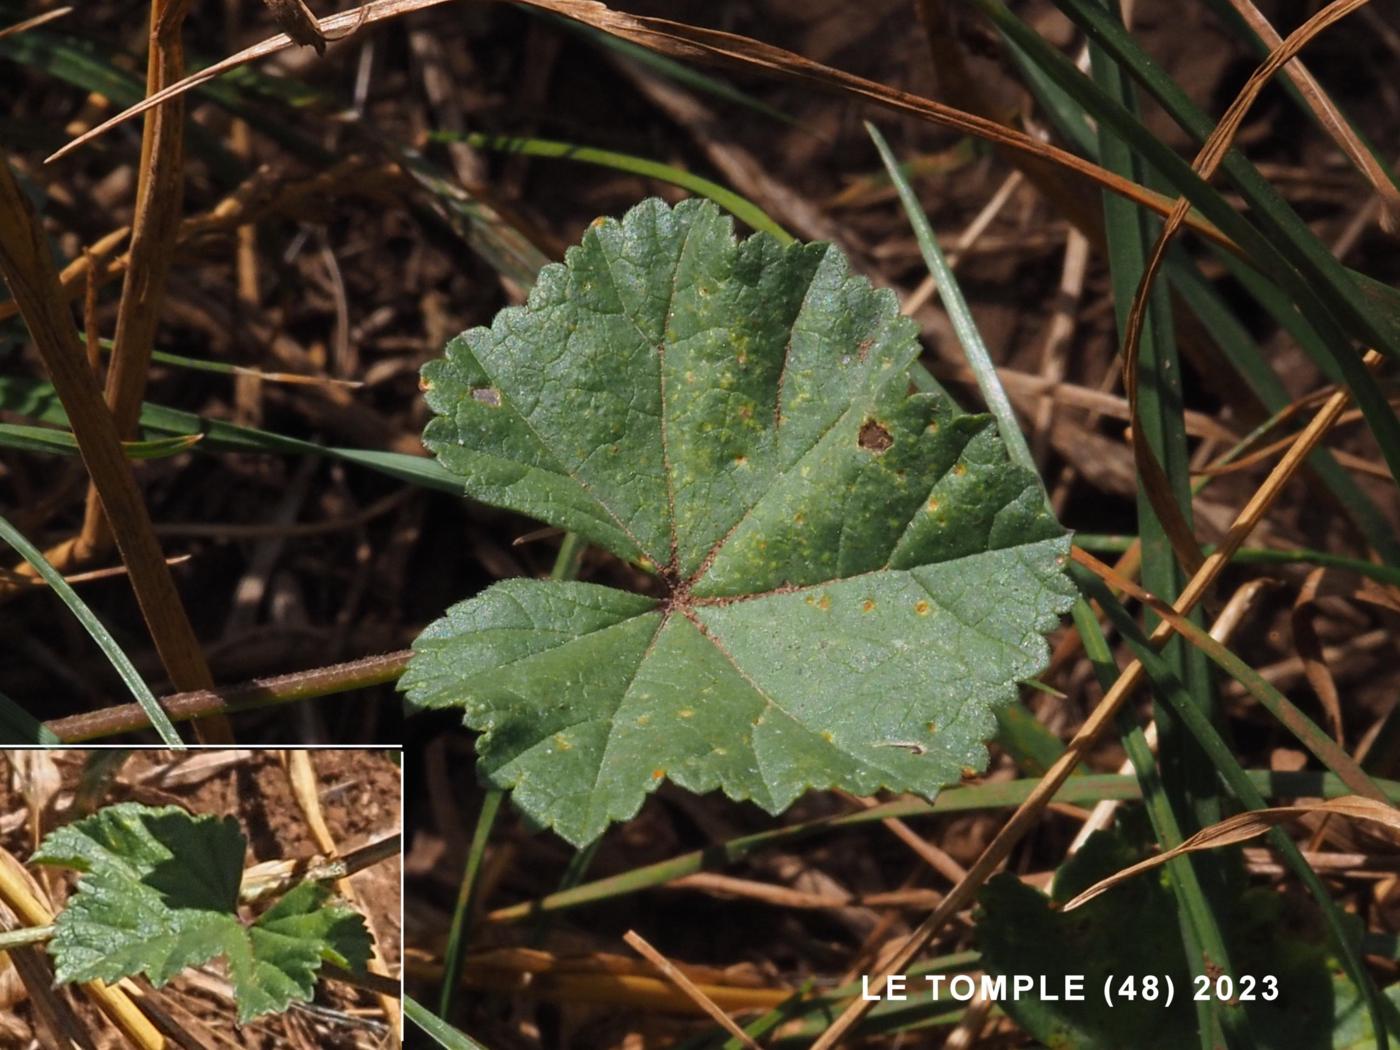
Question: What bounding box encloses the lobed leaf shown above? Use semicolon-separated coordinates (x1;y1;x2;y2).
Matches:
33;803;371;1023
405;197;1075;846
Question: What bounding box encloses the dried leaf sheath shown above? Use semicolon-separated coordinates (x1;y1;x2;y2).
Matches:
404;198;1074;846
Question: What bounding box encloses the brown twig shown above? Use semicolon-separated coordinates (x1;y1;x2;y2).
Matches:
0;155;223;748
43;650;411;741
623;930;762;1050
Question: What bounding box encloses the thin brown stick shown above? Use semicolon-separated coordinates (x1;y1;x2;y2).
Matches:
0;156;222;748
43;650;411;742
1226;0;1400;233
623;930;762;1050
78;0;188;542
0;5;72;40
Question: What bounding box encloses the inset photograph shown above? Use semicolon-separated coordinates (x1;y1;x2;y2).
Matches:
0;748;401;1047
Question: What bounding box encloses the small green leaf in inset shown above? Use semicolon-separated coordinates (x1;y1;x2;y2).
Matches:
33;803;372;1023
405;197;1075;847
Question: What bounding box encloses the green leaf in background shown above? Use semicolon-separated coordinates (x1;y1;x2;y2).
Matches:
32;803;371;1023
403;197;1075;846
976;824;1374;1049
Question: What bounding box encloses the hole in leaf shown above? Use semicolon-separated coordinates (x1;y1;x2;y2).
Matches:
858;419;893;453
472;387;502;407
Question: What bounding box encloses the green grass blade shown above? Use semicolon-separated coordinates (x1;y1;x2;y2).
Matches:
1081;557;1386;800
994;701;1074;776
971;0;1400;486
0;421;199;460
1072;567;1388;1049
1087;0;1221;842
0;688;59;744
694;953;977;1050
1003;32;1400;565
0;515;184;747
1075;534;1400;588
405;996;489;1050
435;131;792;242
1046;0;1400;361
484;769;1400;924
438;789;504;1018
1071;599;1234;1048
1166;254;1400;565
0;22;242;184
866;121;1034;474
0;377;464;495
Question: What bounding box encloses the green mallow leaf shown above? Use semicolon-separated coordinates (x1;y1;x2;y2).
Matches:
33;803;371;1023
405;197;1075;847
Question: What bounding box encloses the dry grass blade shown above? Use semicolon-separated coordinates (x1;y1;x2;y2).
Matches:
0;553;192;598
0;158;402;325
1119;0;1378;571
913;0;1107;247
1226;0;1400;233
1292;567;1345;743
808;340;1378;1047
0;849;164;1048
411;947;791;1014
78;0;191;555
623;930;762;1050
0;156;224;744
1062;796;1400;912
0;5;72;41
3;940;99;1050
41;0;1236;256
1070;544;1386;801
281;750;403;1045
1068;578;1272;852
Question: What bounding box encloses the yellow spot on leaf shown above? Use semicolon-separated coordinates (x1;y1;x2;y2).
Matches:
652;768;665;780
861;598;876;612
953;462;967;477
818;594;832;611
926;497;940;512
679;708;694;719
821;731;834;743
554;734;573;752
915;600;931;616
